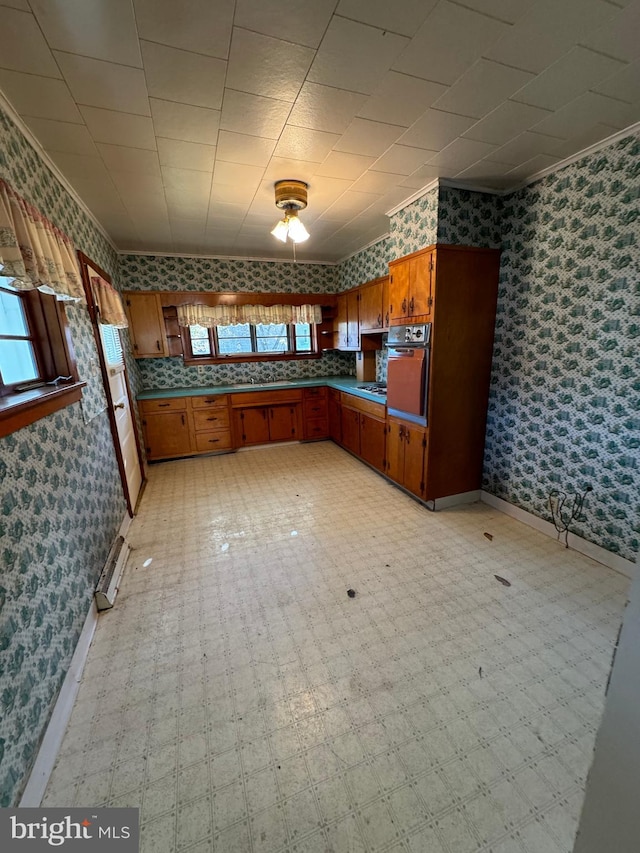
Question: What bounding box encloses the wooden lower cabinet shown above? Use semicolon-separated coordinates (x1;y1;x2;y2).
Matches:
142;409;192;459
140;394;232;460
328;388;342;443
385;416;426;498
303;387;329;440
339;392;386;472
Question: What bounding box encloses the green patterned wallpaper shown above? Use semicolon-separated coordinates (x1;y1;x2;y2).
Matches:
484;134;640;561
0;106;126;806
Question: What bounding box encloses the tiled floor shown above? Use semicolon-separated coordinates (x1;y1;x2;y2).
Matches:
43;441;628;853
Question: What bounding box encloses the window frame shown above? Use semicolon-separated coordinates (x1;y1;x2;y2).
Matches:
182;320;320;365
0;282;84;437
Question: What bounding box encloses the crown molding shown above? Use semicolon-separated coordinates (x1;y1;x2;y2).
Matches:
336;232;390;266
119;249;337;266
0;89;117;252
385;178;440;217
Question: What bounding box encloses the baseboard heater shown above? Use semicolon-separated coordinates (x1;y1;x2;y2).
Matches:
95;535;130;611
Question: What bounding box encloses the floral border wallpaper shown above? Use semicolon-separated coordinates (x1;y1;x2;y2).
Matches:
0;106;126;806
484;134;640;561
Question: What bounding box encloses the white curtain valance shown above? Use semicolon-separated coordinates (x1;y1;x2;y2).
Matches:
0;179;84;302
90;275;129;328
177;303;322;328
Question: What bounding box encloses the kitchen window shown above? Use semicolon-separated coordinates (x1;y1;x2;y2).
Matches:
184;321;316;363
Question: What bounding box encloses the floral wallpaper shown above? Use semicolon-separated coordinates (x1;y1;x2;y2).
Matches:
119;254;337;293
389;185;439;259
437;186;502;248
484;133;640;562
0;105;126;806
337;236;392;291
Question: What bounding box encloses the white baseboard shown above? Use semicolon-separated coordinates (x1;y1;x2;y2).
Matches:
480;491;637;579
431;490;482;510
19;598;98;806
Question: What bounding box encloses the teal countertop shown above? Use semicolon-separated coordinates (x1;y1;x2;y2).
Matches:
137;376;386;405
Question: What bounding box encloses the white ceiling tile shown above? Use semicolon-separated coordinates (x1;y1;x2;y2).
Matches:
54;52;150;115
448;0;536;24
358;72;447;128
334;118;404;157
80;106;157;150
274;126;340;163
371;145;432;176
141;41;226;111
216;131;277;168
234;0;336;49
287;83;367;135
426;137;498;172
162;168;212;198
485;0;620;73
262;157;318;184
207;201;249;221
157;138;216;172
97;143;161;177
504;153;562;180
335;0;438;37
306;177;354;212
433;60;533;120
48;150;111;182
213;160;264;189
400;163;451;189
0;70;82;122
552;124;622;159
109;171;164;196
324;190;380;218
30;0;141;67
120;193;169;219
1;1;31;9
149;99;220;145
399;109;478;150
0;8;61;77
23;116;97;156
485;130;564;165
309;17;409;96
463;100;552;145
531;91;639;139
455;159;517;182
134;0;233;59
580;1;640;62
165;189;210;219
314;152;376;180
210;182;259;205
226;28;314;102
350;171;406;194
220;90;291;139
593;60;640;104
392;2;510;85
512;47;626;111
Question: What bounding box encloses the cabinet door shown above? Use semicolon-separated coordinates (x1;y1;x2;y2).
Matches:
385;419;405;484
403;424;426;498
143;411;191;459
235;407;270;446
359;280;382;331
269;405;299;441
125;293;168;357
336;293;348;349
382;276;390;329
328;394;342;444
341;407;360;455
347;289;360;348
389;262;410;322
409;253;433;318
359;412;386;472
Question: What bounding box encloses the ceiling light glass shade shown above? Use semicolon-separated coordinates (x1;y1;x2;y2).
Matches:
270;218;289;243
270;210;310;244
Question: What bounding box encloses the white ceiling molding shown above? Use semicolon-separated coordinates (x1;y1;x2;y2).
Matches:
120;248;336;266
336;231;391;266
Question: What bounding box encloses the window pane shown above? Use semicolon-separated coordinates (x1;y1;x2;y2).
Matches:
256;323;287;352
99;323;123;366
0;339;39;384
190;324;209;339
217;323;252;354
189;325;212;356
0;288;30;336
295;323;311;351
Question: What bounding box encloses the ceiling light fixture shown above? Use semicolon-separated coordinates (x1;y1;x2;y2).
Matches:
271;180;310;244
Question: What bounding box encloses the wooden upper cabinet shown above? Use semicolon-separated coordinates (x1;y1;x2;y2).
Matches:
359;277;386;332
124;292;168;357
335;290;359;350
388;249;434;324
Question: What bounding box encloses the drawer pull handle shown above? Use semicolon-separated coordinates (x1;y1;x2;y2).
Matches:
208;438;220;443
156;340;161;351
158;403;170;407
207;417;218;421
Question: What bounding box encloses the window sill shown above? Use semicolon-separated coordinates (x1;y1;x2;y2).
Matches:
182;352;321;366
0;381;86;438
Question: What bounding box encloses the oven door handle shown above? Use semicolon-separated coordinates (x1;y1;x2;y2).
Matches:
389;347;418;355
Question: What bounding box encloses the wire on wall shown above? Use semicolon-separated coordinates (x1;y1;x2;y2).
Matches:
548;486;593;547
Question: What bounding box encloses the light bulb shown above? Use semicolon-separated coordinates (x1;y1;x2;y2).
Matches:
270;218;289;242
286;213;310;243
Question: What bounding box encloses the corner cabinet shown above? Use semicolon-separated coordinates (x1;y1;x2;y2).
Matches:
388;249;433;324
124;292;168;357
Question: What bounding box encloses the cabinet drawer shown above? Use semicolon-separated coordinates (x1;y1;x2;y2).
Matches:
140;397;186;413
230;389;302;406
305;418;328;439
340;392;385;419
304;400;328;419
194;430;232;453
192;408;230;432
303;386;327;400
191;394;228;410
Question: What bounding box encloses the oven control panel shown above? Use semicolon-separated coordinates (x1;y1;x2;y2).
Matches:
387;323;431;346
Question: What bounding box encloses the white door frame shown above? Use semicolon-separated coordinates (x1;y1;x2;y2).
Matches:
77;250;145;517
